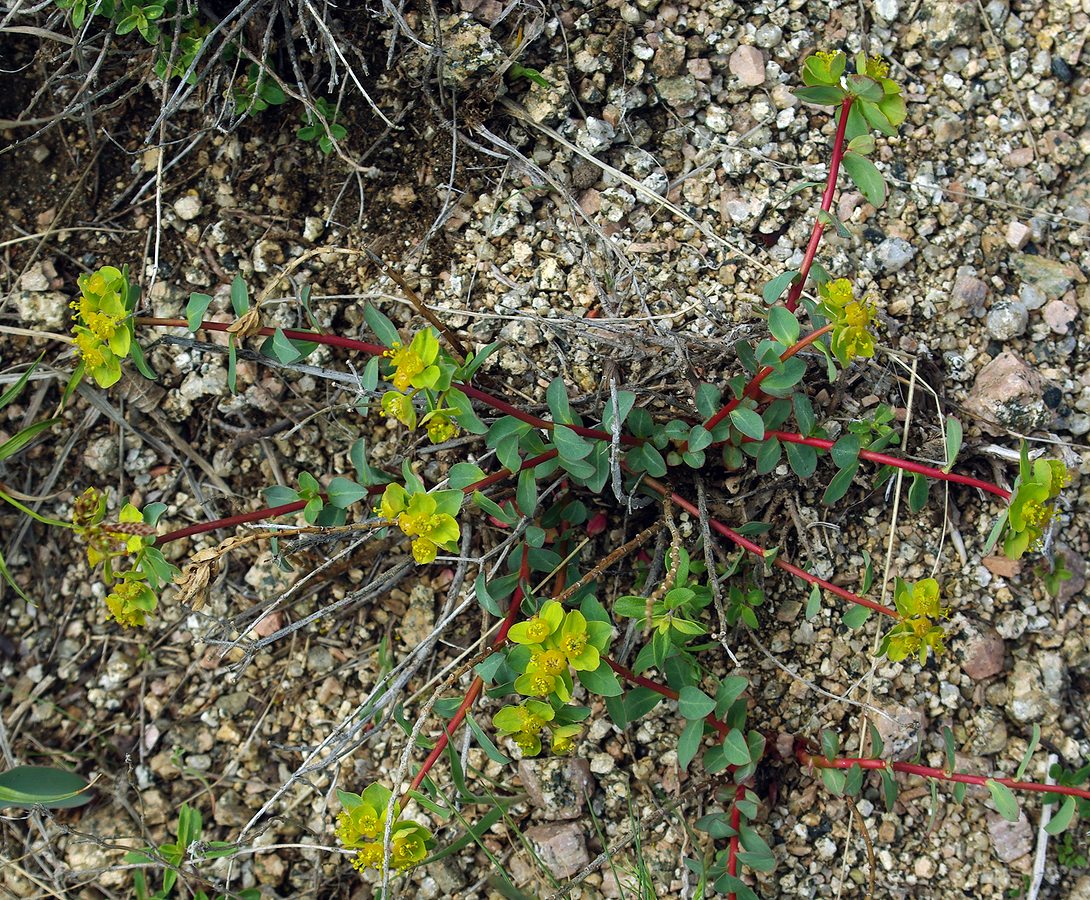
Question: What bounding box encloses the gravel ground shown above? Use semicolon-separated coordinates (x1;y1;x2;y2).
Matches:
1;0;1089;897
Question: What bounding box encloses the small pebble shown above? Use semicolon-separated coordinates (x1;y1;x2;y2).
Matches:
985;301;1028;340
755;24;782;49
1005;221;1032;249
729;46;766;87
173;194;202;221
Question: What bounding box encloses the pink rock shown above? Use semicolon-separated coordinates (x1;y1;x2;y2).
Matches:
525;822;590;878
517;758;592;820
965;351;1053;435
1005;221;1032;250
960;620;1005;680
687;58;712;81
1043;297;1078;334
729;46;766;87
987;810;1032;863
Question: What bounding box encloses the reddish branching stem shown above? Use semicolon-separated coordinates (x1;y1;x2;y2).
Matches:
784;96;854;314
767;431;1011;500
604;656;728;737
141;317;1009;503
407;550;531;795
154;452;559;547
705;324;834;431
797;746;1090;801
638;474;897;617
727;782;745;898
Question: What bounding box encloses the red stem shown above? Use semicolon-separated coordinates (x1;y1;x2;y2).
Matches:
784;96;854;314
638;474;897;617
797;748;1090;801
604;656;728;737
143;318;1010;502
705;324;834;431
727;782;745;898
155;451;560;547
407;550;530;794
767;431;1011;500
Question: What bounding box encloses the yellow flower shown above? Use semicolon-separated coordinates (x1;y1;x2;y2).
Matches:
819;279;877;365
879;578;949;665
383;329;440;392
815;50;841;65
381;390;417;430
381;487;461;565
424;412;458;445
550;724;582;755
104;575;157;627
863;55;890;79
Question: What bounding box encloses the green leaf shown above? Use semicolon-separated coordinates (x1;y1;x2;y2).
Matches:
1015;724;1040;781
326;476;367;509
603;390;636;430
449;462;486;490
265;327;303;363
714;676;749;717
908;472;929;513
821;767;847;795
230;274;249;315
721;730;752;766
0;766;92;809
822;460;858;505
0;546;29;603
867;722;884;758
842;605;871;629
986;780;1019;822
942;416;963;474
730;408;765;441
0;418;56;463
880;767;897;810
677;717;704;771
785;441;817;478
847;134;876;155
817;208;851;239
516;468;538;517
546;377;574;425
446;388;487;435
264;485;301;506
762;270;799;305
795;84;847;105
186;292;213;331
552;425;592;461
363;304;400;348
845;74;884;102
129;335;158;380
695;383;721;419
1045;796;1077;835
466;713;510;765
983;510;1009;555
942;726;956;772
577;661;622;696
755;438;781;475
687;424;713;453
842;150;886;207
805;583;821;620
678;686;716;720
768;306;800;346
831;434;861;468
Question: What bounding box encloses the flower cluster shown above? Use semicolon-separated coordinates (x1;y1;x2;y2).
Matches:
336;784;433;874
72;487;175;627
508;600;611;703
818;278;876;365
375;481;461;564
492;700;582;757
1003;453;1067;559
70;266;133;388
878;578;949;665
378;328;463;446
800;50;905;133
